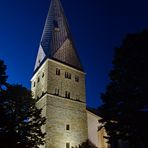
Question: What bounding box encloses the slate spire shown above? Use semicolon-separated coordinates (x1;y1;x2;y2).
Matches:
34;0;83;71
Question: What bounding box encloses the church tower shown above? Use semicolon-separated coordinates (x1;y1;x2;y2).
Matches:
31;0;88;147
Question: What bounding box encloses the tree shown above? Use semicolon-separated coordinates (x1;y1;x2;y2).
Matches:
0;59;7;90
99;30;148;148
0;60;46;148
79;140;97;148
0;85;46;148
0;59;8;147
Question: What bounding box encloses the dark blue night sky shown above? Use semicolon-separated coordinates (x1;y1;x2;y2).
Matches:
0;0;148;108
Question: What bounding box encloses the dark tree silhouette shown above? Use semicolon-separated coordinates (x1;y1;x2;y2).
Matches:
99;30;148;148
0;60;46;148
79;140;97;148
0;59;7;90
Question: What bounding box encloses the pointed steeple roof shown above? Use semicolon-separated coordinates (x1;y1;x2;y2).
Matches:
34;0;83;71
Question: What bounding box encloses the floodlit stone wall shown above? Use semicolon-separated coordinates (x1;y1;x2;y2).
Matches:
31;59;88;148
87;110;109;148
46;59;86;103
46;94;88;148
31;60;48;99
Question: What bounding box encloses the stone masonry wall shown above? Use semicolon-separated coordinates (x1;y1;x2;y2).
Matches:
46;94;88;148
46;59;86;103
31;59;88;148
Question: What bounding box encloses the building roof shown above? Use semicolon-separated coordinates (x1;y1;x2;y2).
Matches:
34;0;83;72
87;107;103;118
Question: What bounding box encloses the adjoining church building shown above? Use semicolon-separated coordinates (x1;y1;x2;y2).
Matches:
31;0;108;147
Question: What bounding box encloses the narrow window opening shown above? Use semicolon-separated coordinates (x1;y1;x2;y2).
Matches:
56;68;60;75
55;88;59;96
65;91;68;98
69;73;71;79
65;72;67;78
65;91;70;99
68;92;70;98
53;20;60;31
37;77;40;83
65;72;71;79
66;143;70;148
33;82;36;87
75;76;79;82
66;124;70;130
42;73;44;78
53;20;59;28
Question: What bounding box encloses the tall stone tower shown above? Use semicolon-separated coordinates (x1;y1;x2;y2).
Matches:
31;0;88;147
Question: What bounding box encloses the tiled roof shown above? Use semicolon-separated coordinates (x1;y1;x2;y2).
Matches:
34;0;83;71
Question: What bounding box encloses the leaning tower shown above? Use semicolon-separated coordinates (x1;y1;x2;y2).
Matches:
31;0;88;147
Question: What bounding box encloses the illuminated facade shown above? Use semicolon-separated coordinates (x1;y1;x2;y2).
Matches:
31;0;88;147
87;110;109;148
31;0;110;147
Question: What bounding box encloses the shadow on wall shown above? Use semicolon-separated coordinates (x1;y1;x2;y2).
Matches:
76;140;97;148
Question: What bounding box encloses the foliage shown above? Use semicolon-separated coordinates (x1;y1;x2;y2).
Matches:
0;60;7;90
99;30;148;147
79;140;97;148
0;59;46;148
